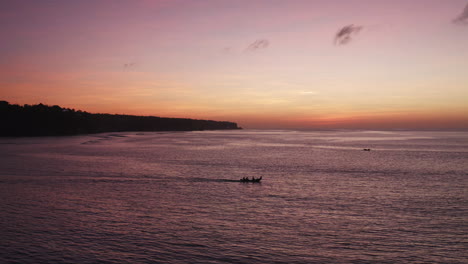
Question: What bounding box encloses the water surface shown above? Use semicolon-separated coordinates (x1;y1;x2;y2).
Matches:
1;130;467;263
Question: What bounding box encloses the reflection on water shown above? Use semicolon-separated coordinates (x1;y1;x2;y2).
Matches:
0;130;467;263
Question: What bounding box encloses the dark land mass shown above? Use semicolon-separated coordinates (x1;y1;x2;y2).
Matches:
0;101;240;137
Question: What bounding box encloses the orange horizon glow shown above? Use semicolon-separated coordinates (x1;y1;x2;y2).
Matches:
1;0;468;129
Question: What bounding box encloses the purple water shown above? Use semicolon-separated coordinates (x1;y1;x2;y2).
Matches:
1;130;467;263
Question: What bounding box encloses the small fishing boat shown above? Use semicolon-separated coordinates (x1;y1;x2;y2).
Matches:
363;148;371;151
239;176;262;183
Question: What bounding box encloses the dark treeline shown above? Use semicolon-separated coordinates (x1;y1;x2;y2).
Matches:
0;101;240;136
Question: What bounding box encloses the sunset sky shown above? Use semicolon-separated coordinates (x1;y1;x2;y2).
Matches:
1;0;467;129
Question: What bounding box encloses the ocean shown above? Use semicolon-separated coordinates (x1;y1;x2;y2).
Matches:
0;130;467;263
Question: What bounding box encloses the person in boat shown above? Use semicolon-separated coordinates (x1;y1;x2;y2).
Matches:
240;176;262;182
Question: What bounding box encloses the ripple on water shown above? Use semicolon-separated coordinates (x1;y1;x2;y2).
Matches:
0;130;467;263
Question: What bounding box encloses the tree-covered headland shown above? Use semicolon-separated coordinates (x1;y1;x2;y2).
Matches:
0;101;240;136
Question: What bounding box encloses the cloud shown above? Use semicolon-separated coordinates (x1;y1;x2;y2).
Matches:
453;3;468;25
222;47;233;54
245;39;270;52
334;24;363;45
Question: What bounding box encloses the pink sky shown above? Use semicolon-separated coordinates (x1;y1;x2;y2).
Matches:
1;0;467;129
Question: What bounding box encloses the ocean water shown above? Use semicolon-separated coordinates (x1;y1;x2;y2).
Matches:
0;130;467;263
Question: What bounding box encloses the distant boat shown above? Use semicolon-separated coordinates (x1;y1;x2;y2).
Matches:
363;148;371;151
240;176;262;183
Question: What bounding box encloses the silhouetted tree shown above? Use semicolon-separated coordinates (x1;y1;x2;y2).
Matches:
0;101;240;136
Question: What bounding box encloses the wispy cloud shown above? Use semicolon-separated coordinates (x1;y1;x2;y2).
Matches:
453;3;468;25
123;63;136;72
334;24;363;45
245;39;270;52
221;47;233;54
124;63;135;68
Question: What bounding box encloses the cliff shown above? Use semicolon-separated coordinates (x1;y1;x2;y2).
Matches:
0;101;240;136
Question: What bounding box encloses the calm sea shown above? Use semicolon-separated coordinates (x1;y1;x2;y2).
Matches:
0;130;467;263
